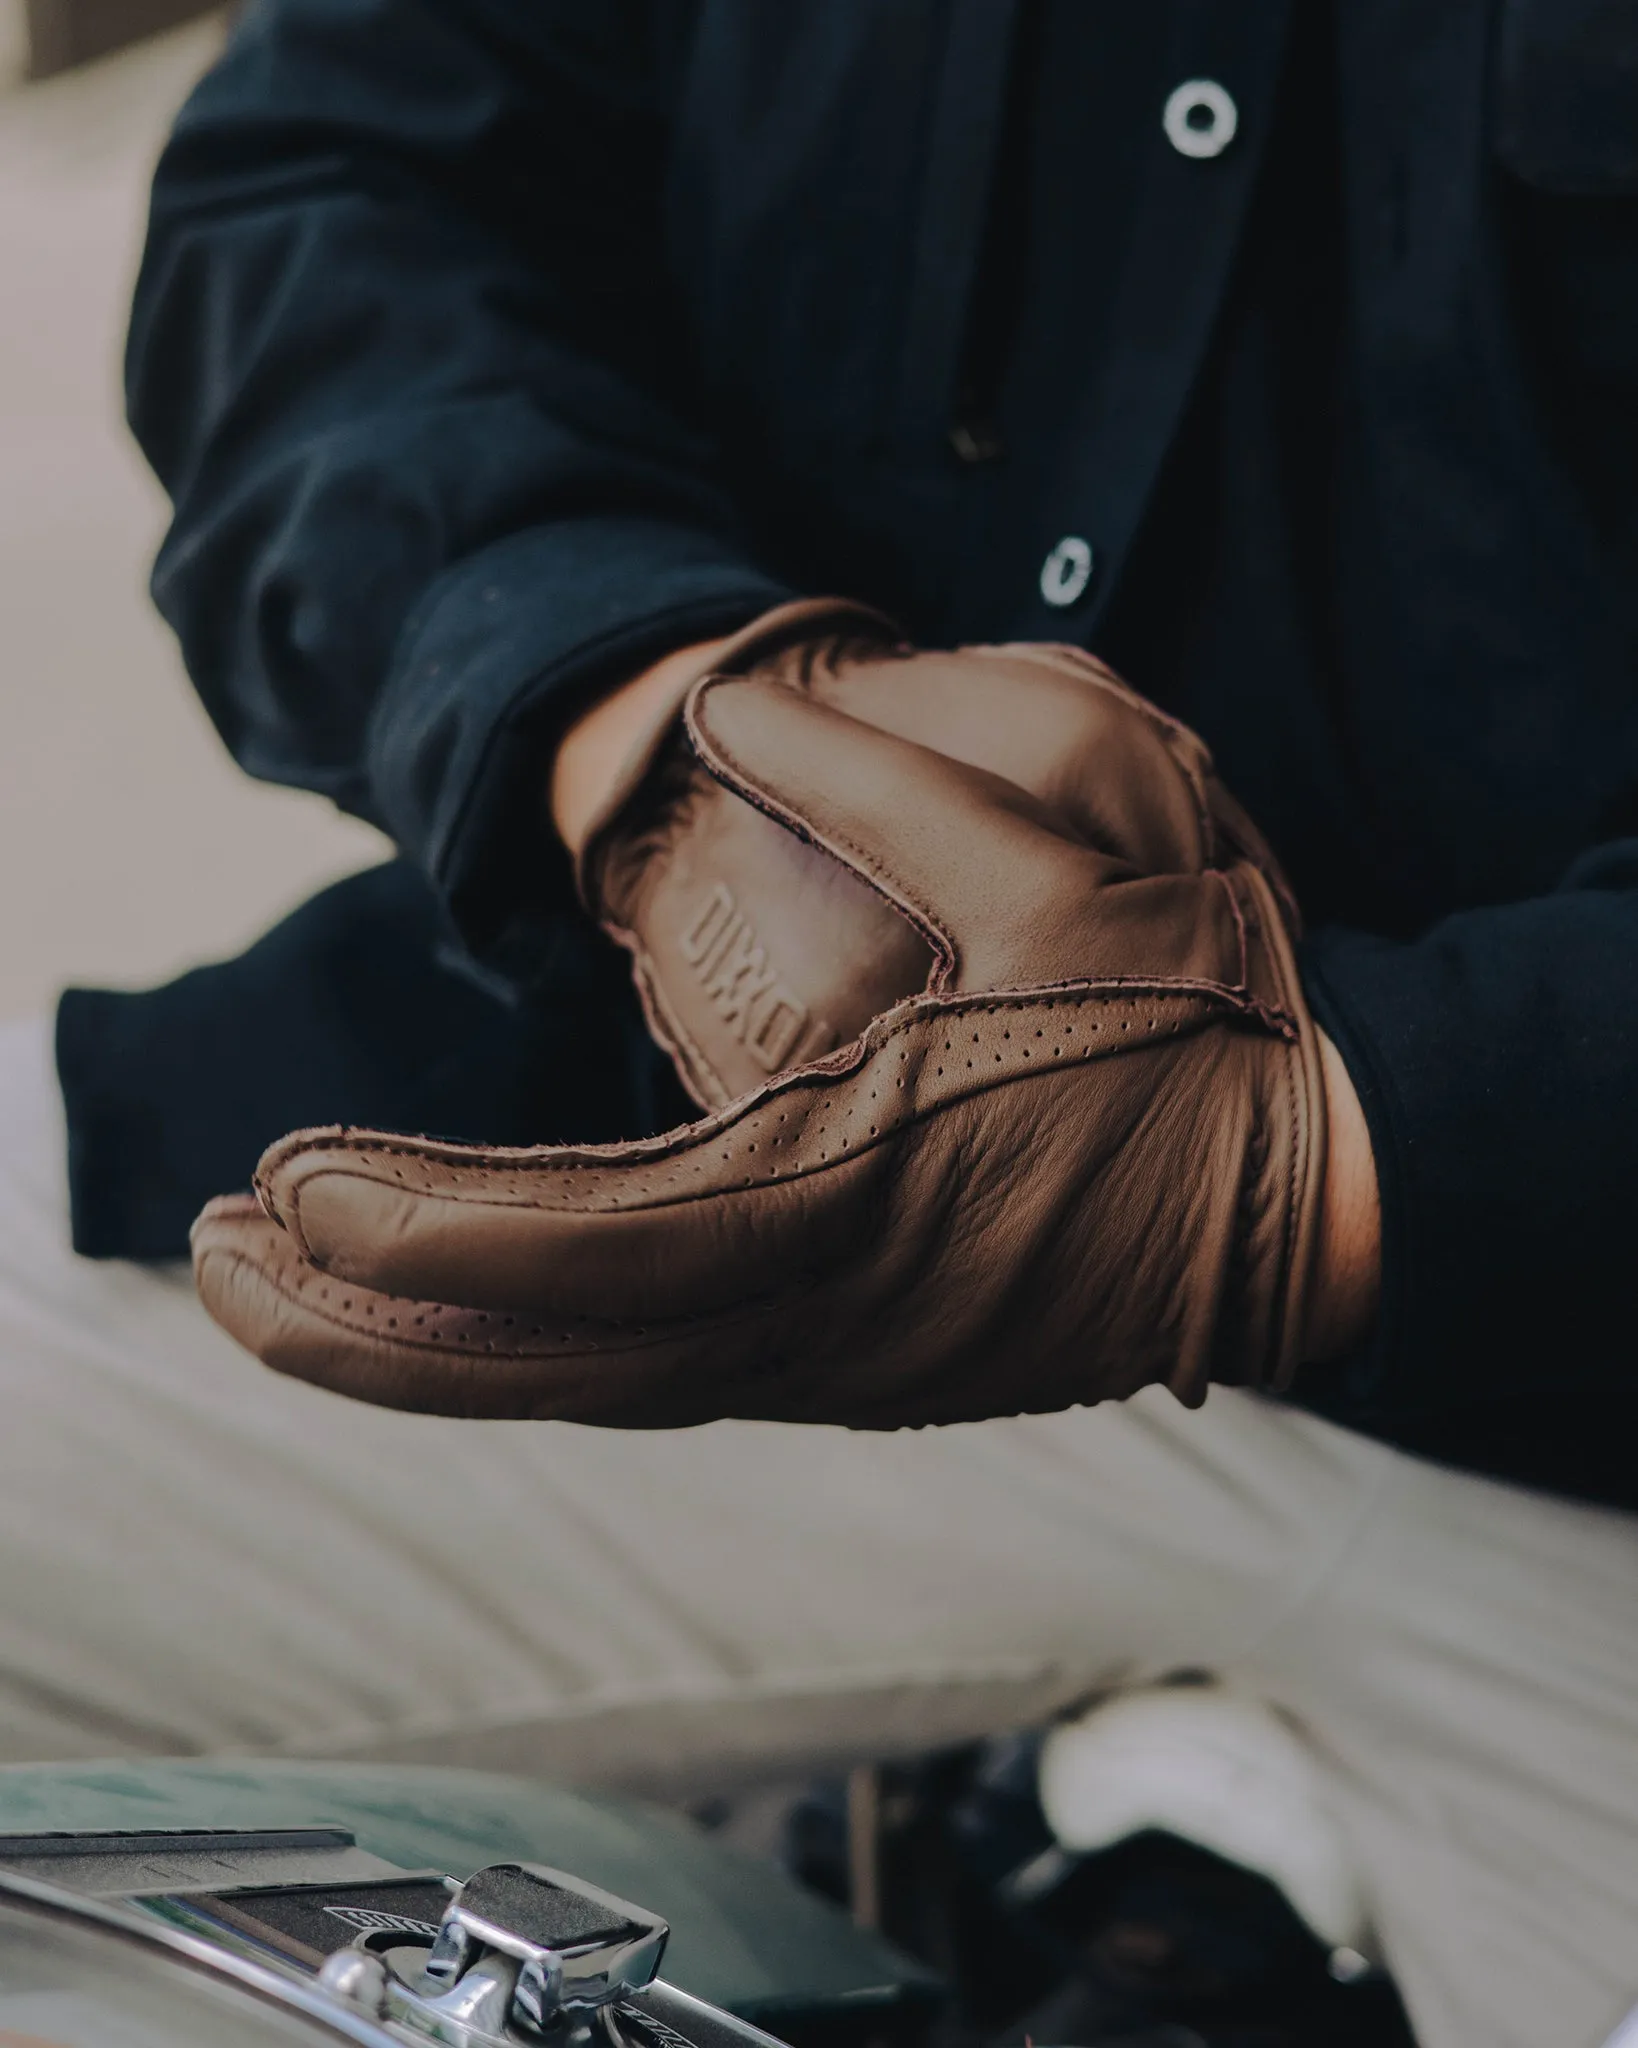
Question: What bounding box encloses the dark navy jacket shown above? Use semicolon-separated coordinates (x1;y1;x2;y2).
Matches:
61;0;1638;1502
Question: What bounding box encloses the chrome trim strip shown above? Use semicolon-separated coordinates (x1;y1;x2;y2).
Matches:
0;1861;406;2048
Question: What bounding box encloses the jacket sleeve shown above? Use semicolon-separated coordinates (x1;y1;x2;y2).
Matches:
127;0;792;968
1296;841;1638;1493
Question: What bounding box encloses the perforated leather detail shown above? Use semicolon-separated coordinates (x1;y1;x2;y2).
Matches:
260;984;1235;1251
197;1203;762;1358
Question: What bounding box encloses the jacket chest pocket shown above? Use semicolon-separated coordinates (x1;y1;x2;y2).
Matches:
665;0;946;475
664;0;1018;480
1494;0;1638;192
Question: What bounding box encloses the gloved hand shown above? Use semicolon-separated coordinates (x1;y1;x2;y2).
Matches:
193;651;1329;1427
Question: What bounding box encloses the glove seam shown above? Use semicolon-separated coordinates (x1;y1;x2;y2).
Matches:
607;923;733;1110
687;677;958;986
263;983;1292;1263
685;675;1244;998
1215;863;1321;1388
197;1244;789;1356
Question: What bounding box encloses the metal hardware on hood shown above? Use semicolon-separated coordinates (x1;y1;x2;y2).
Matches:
319;1863;668;2047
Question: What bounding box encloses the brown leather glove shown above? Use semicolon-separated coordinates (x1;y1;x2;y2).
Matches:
193;651;1328;1427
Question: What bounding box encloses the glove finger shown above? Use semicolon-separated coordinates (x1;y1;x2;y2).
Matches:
250;976;1227;1322
249;1090;890;1319
192;1192;503;1413
689;675;1255;996
189;1192;757;1422
688;674;1119;991
814;643;1222;875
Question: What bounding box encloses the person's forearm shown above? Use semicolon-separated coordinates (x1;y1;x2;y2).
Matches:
133;6;792;961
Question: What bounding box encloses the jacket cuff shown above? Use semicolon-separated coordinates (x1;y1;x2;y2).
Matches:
1295;878;1638;1444
367;514;796;974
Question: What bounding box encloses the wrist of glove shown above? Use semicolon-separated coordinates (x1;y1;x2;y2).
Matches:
193;625;1328;1427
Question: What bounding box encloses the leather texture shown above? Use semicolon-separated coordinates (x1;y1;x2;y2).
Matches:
194;643;1328;1427
578;604;930;1108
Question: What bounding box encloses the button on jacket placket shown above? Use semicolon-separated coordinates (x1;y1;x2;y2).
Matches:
1024;0;1292;644
1039;537;1094;608
1163;78;1240;160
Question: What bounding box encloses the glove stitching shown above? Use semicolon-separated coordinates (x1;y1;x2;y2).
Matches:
265;977;1290;1182
266;985;1296;1267
1217;868;1252;989
262;980;1266;1175
609;922;732;1109
1241;860;1310;1386
1279;1035;1302;1378
1270;909;1308;1386
686;679;1236;995
202;1242;789;1359
686;685;959;990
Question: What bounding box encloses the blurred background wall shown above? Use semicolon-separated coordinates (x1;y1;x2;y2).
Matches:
0;13;385;1025
16;0;216;81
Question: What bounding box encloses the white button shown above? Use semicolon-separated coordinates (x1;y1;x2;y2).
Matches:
1040;536;1094;608
1163;78;1239;160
